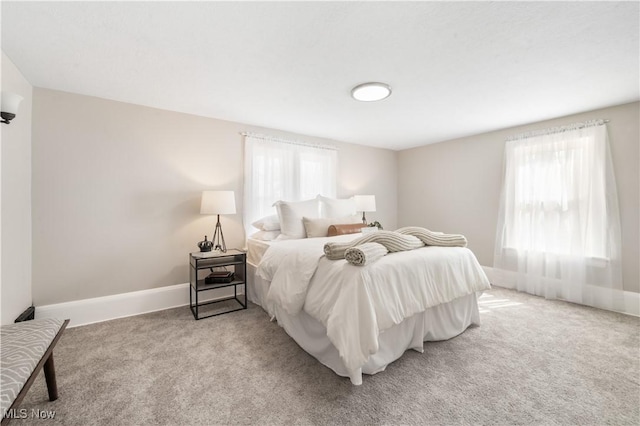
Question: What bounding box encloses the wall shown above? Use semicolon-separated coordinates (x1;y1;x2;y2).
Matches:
398;102;639;294
1;52;33;324
31;88;397;306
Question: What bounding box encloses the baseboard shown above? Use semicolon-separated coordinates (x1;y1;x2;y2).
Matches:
37;267;638;327
482;266;640;317
36;283;243;328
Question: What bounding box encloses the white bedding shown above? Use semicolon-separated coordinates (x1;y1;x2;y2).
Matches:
256;233;362;316
248;263;480;385
256;235;491;376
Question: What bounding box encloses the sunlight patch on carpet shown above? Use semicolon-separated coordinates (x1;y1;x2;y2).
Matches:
478;292;522;313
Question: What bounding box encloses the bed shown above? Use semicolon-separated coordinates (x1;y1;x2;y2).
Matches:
246;232;491;385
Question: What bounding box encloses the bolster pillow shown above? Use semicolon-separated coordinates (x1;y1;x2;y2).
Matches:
328;223;364;237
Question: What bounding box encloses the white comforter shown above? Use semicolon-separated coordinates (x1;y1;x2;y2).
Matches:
256;234;491;374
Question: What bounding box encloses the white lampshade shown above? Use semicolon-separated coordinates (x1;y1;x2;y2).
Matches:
200;191;236;215
354;195;376;212
1;92;24;114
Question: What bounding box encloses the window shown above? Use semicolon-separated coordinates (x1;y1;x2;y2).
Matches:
243;134;337;234
505;133;606;258
494;121;623;310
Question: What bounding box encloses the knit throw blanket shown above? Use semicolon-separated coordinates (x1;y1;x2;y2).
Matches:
324;227;467;261
395;226;467;247
345;242;389;266
324;231;423;260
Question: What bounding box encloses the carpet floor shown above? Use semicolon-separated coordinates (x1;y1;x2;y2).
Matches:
12;287;640;425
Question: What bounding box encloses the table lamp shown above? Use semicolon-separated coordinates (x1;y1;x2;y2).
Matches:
200;190;236;252
354;195;376;224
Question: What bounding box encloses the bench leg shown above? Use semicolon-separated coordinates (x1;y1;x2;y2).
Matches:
43;354;58;401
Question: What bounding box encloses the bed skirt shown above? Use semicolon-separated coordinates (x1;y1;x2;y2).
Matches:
247;262;481;385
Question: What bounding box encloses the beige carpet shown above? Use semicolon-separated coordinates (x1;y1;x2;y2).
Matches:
12;287;640;425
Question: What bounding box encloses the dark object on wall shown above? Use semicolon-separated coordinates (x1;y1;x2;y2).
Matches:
1;111;16;124
197;236;214;252
15;306;35;323
205;271;235;284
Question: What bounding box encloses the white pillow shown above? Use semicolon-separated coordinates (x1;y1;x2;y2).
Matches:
273;198;321;239
249;230;281;241
251;214;281;231
303;215;362;238
319;195;357;218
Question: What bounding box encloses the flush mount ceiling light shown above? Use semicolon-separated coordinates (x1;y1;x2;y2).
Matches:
351;82;392;102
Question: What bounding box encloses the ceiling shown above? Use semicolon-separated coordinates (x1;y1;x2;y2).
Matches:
2;2;638;150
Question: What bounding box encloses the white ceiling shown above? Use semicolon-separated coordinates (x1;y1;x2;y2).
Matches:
2;1;638;150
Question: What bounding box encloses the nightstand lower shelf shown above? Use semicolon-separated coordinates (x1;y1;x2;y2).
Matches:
189;293;247;320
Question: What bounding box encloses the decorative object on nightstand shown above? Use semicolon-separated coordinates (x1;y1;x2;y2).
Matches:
197;236;214;252
354;195;376;224
368;221;383;230
205;270;234;284
200;190;236;253
189;249;247;320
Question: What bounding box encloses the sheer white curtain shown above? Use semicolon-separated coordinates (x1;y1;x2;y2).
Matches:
493;120;624;311
243;134;337;236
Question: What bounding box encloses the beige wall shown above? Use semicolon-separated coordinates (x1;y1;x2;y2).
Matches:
398;102;639;294
31;88;397;305
1;52;34;324
26;88;638;305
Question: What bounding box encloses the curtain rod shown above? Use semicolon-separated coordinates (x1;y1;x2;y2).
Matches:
240;132;338;151
506;119;610;141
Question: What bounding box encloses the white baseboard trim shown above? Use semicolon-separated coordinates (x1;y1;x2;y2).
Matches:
622;292;640;317
482;266;640;317
37;267;638;327
36;283;243;328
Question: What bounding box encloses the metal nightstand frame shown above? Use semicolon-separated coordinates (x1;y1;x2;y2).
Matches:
189;249;247;320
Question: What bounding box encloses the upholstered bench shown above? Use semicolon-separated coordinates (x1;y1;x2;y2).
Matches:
1;318;69;423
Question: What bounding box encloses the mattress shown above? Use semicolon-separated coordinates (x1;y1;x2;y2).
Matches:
246;237;273;267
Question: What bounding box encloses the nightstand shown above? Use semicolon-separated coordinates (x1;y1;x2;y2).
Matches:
189;249;247;320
